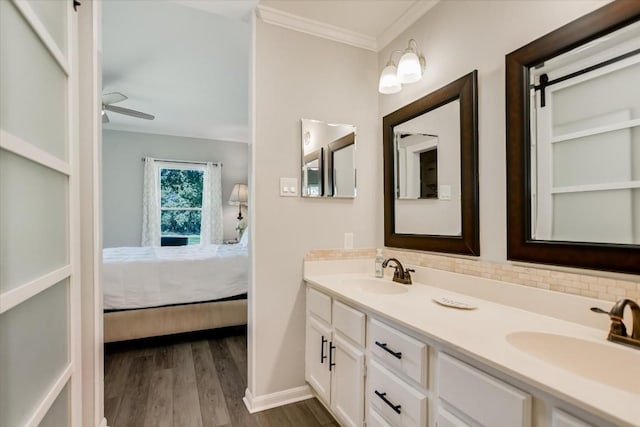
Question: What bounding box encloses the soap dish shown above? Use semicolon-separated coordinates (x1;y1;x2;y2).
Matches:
433;296;477;310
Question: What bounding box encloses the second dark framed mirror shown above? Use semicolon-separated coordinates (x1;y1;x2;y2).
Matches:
383;70;479;255
506;0;640;274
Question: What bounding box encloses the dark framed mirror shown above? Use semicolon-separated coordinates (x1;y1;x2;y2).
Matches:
384;70;479;255
506;0;640;274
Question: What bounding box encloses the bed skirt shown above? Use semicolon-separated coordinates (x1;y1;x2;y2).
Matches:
104;298;247;343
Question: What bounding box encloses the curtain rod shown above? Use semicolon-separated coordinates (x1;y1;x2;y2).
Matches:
141;157;222;166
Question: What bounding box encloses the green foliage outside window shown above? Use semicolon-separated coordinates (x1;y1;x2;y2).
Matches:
160;168;204;238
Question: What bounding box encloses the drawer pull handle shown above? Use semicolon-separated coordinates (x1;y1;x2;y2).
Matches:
375;341;402;359
320;336;327;364
374;390;402;414
329;342;336;371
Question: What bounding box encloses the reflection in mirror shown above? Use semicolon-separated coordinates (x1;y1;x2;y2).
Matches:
530;20;640;245
384;71;479;255
394;100;461;236
302;148;323;197
301;119;356;198
327;132;356;197
396;132;438;199
506;0;640;273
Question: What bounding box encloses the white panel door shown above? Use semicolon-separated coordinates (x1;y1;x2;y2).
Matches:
330;333;365;427
306;315;332;405
0;0;80;425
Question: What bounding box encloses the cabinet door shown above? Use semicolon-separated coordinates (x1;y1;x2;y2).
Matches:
307;315;332;405
331;333;365;427
552;409;594;427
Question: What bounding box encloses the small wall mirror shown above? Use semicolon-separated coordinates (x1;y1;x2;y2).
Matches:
506;0;640;273
384;71;479;255
301;119;356;198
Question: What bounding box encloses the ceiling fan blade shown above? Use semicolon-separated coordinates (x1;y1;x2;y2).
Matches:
102;92;128;105
102;110;110;123
103;104;155;120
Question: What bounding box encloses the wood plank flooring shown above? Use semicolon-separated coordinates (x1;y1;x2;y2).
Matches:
105;326;337;427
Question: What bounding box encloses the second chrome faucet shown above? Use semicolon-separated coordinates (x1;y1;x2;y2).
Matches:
381;258;414;285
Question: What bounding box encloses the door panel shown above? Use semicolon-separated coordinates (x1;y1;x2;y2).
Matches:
331;333;364;427
0;0;78;425
0;0;68;161
39;383;70;427
0;149;69;292
0;279;69;426
306;315;332;405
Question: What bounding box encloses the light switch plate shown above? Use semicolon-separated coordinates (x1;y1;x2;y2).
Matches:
344;232;354;249
280;177;298;197
439;184;452;200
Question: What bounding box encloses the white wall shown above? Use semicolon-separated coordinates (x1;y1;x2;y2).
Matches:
102;129;248;247
251;19;380;397
378;0;609;262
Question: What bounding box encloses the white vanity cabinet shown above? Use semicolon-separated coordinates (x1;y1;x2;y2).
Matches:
552;409;596;427
438;353;532;427
305;287;366;427
366;318;429;427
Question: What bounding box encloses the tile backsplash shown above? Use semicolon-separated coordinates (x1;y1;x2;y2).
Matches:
304;248;640;303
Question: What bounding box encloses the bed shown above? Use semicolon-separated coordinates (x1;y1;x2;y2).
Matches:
103;241;248;342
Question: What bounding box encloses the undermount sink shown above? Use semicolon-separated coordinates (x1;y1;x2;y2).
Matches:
506;331;640;394
344;278;409;295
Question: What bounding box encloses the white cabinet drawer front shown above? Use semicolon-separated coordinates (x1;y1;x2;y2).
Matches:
368;408;393;427
552;409;595;427
369;318;428;386
307;287;332;324
438;353;531;427
333;300;366;347
436;407;471;427
368;359;428;427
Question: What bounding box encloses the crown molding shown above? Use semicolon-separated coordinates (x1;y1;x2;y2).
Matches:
377;0;440;50
256;5;377;51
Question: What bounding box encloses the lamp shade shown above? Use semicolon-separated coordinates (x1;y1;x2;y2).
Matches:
228;183;248;205
397;51;422;84
378;63;401;94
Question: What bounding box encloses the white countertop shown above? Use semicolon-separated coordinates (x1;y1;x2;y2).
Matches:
304;264;640;427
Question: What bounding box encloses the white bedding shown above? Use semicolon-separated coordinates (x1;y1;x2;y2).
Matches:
103;243;248;310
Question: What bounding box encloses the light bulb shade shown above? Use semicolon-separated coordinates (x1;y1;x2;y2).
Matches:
397;51;422;84
378;64;401;94
228;183;248;205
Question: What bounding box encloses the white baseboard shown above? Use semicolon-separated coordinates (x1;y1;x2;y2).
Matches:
100;417;108;427
243;385;313;413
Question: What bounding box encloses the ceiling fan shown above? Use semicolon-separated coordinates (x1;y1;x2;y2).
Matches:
102;92;155;123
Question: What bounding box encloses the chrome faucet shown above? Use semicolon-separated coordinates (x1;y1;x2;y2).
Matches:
381;258;414;285
591;298;640;350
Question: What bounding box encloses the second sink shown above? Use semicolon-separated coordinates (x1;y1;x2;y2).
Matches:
506;331;640;394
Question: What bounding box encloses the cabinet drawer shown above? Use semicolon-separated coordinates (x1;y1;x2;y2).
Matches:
368;318;428;386
438;353;531;427
368;408;393;427
307;287;332;324
552;409;594;427
436;407;471;427
333;300;366;347
368;359;427;427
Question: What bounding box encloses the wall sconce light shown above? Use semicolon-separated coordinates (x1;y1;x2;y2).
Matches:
228;183;248;220
378;39;426;94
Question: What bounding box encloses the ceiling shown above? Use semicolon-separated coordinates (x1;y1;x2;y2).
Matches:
102;0;436;142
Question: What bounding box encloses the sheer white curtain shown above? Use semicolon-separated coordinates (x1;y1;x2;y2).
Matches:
141;157;161;246
201;162;223;244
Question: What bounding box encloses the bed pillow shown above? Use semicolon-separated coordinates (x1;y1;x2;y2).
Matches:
239;226;249;246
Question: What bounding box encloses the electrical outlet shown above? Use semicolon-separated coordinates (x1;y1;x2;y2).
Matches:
344;232;354;249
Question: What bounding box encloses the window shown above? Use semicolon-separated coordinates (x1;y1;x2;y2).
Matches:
159;164;205;245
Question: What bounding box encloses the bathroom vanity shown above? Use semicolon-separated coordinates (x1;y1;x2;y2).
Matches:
304;259;639;427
